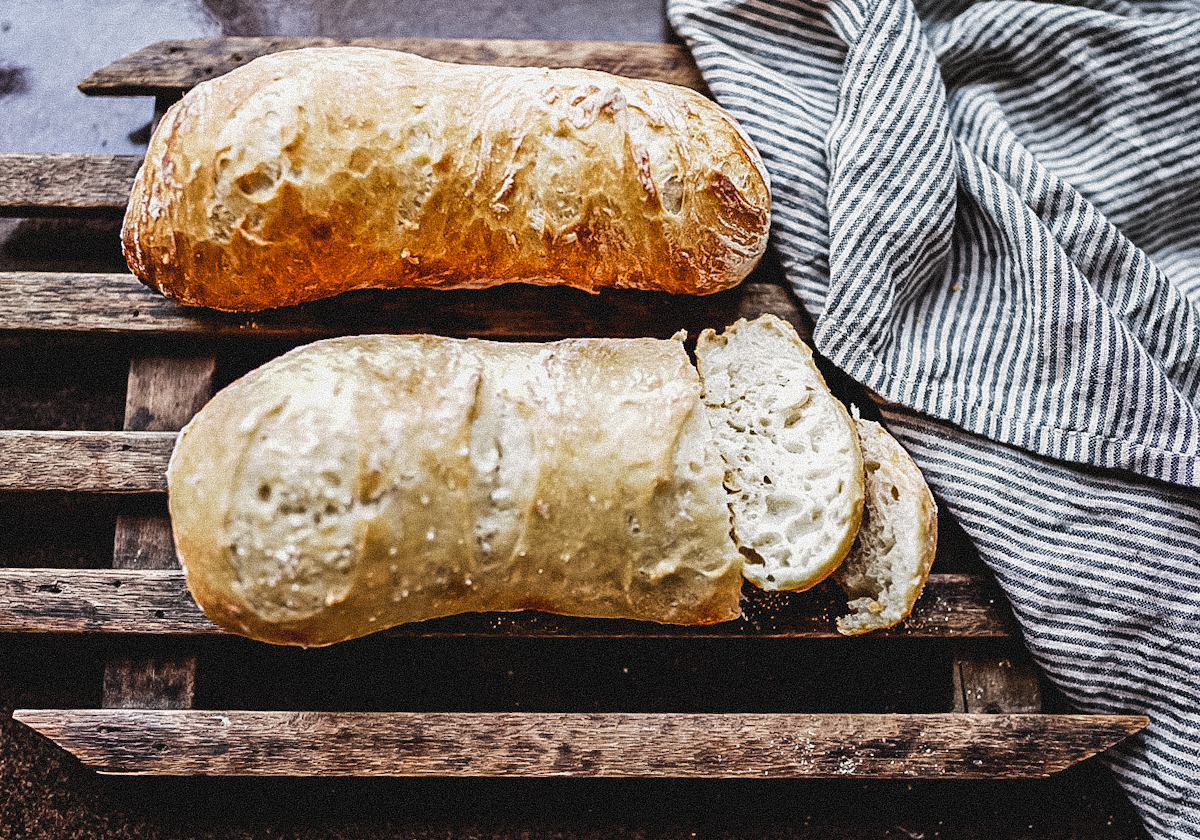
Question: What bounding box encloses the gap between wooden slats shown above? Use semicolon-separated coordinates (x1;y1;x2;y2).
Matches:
0;273;800;341
953;638;1044;715
0;569;1016;638
11;709;1148;778
78;37;708;98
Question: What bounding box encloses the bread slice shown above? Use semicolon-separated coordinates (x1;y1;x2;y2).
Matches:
833;417;938;635
695;315;864;590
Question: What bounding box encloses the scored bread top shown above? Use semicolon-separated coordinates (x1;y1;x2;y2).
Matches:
168;333;744;646
123;46;771;311
696;315;865;591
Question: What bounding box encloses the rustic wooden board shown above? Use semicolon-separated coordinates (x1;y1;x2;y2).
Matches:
111;514;179;570
78;37;708;98
0;431;174;493
0;39;1081;794
953;646;1044;714
0;272;802;341
0;153;139;217
0;569;202;633
12;709;1147;778
0;569;1016;638
103;354;216;711
118;355;216;436
101;656;196;711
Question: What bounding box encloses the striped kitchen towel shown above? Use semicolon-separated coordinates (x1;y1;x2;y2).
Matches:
666;0;1200;836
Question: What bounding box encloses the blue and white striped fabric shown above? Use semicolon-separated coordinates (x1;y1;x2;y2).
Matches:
666;0;1200;835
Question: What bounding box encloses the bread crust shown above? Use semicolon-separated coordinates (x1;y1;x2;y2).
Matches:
123;47;771;311
168;333;744;646
833;418;938;635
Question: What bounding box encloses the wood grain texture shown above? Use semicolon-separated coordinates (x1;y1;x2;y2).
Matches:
953;647;1044;714
0;272;802;341
0;431;173;492
111;512;181;569
0;569;209;634
101;655;197;710
12;709;1147;778
79;37;708;97
0;153;139;216
0;570;1015;638
120;355;216;435
104;354;217;710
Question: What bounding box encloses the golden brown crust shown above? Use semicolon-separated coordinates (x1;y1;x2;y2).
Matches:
123;47;771;311
168;333;745;646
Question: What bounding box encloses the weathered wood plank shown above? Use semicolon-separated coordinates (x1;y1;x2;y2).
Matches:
0;272;799;341
104;354;216;710
101;655;196;711
0;570;1015;638
953;646;1044;714
111;512;178;569
0;569;205;633
12;709;1147;778
0;431;173;493
0;153;139;216
119;355;216;436
79;37;708;98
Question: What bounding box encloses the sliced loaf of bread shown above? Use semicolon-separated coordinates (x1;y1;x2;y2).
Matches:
695;315;864;591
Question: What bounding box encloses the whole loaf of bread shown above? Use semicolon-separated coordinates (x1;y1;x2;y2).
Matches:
123;47;772;311
168;332;746;646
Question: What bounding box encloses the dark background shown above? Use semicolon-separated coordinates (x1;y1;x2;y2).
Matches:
0;1;1151;837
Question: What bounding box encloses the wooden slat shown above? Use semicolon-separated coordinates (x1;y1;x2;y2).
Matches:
104;354;216;711
0;153;139;216
119;355;215;436
12;709;1147;778
101;656;196;711
111;513;178;569
953;647;1044;714
0;272;798;341
0;430;173;492
0;569;1016;638
0;569;203;633
79;37;708;98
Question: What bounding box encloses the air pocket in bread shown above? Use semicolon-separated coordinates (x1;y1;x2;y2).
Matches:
696;316;865;591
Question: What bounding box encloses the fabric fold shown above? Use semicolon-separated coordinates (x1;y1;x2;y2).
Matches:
669;0;1200;835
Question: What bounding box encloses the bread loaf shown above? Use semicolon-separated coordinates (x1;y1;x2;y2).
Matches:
833;417;938;635
168;315;886;645
168;331;745;646
123;47;772;311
